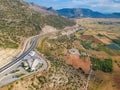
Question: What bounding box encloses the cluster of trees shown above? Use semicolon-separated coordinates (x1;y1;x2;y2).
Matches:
112;39;120;46
91;57;113;72
37;76;47;85
81;40;93;49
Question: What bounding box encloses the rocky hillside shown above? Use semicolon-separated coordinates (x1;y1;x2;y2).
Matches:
28;3;57;16
0;0;75;48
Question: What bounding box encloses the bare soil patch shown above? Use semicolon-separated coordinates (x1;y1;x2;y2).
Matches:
66;54;91;73
81;35;103;44
0;48;21;68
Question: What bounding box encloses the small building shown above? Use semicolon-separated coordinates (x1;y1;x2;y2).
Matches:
80;52;88;56
22;61;29;70
23;55;31;60
27;58;33;68
29;51;36;57
68;49;80;55
31;59;42;71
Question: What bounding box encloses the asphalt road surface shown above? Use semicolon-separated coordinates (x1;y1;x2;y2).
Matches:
0;50;48;87
0;25;82;75
0;32;55;77
0;25;82;86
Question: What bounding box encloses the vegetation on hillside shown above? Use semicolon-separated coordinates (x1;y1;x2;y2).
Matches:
91;57;113;72
77;19;120;90
0;0;75;48
36;36;87;89
112;39;120;46
81;40;93;49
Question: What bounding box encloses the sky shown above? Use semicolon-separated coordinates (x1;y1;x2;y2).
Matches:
26;0;120;13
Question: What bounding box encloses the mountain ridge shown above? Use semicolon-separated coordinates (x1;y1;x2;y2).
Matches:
56;8;120;18
26;2;120;18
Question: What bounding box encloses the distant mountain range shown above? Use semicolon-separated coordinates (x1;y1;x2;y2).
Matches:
28;3;120;18
56;8;120;18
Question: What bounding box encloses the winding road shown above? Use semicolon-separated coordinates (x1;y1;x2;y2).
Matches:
0;25;82;87
0;31;55;76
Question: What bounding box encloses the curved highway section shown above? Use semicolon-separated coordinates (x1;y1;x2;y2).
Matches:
0;32;53;74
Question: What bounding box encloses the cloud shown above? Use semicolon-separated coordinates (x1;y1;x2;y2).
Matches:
66;0;120;12
112;0;120;3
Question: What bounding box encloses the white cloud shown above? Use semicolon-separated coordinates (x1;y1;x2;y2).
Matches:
67;0;120;12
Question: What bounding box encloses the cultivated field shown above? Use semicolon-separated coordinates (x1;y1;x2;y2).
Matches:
77;18;120;90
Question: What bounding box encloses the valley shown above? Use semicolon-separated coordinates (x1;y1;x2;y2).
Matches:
0;0;120;90
0;18;120;90
77;18;120;90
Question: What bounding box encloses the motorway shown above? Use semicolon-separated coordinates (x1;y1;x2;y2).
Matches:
0;31;57;87
0;24;81;76
0;31;55;76
0;25;82;75
0;25;82;87
0;50;48;87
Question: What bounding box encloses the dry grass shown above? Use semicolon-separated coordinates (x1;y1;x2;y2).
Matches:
0;48;21;68
97;37;111;44
83;29;98;35
77;18;120;90
111;56;120;61
89;58;120;90
89;70;116;90
87;50;110;59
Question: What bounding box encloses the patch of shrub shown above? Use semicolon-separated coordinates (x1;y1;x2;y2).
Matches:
91;57;113;72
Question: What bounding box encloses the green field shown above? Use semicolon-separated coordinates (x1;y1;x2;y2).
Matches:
106;43;120;50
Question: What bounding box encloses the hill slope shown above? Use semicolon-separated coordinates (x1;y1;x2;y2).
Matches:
0;0;75;48
28;3;57;16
